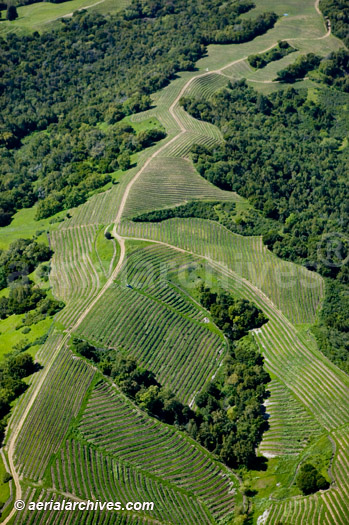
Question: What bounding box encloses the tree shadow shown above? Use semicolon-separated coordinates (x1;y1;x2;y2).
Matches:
249;455;268;471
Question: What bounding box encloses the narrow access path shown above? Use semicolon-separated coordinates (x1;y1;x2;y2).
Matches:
2;333;68;524
62;0;106;18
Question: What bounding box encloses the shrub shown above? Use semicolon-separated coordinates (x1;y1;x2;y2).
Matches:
297;463;330;495
2;472;12;483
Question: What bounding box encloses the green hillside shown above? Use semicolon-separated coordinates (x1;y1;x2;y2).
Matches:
0;1;348;524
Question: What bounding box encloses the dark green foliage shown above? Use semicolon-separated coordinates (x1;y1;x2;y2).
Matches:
136;129;166;148
133;201;223;222
5;352;36;379
198;284;268;340
104;231;112;240
72;338;100;362
126;1;277;46
5;279;46;315
0;350;36;443
2;472;12;483
248;41;295;69
0;238;52;288
319;279;349;333
6;4;18;20
312;279;349;372
193;335;270;468
263;230;283;249
320;0;349;47
276;53;321;82
0;1;277;222
0;278;63;320
117;151;131;172
200;12;278;45
0;237;63;320
319;49;349;92
297;463;330;495
20;297;65;326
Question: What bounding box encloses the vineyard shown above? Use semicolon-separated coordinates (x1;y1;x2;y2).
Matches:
258;379;323;458
76;243;226;403
77;381;236;520
118;218;324;325
122;157;238;218
2;1;348;524
50;225;102;329
51;440;214;524
264;429;349;524
12;347;95;481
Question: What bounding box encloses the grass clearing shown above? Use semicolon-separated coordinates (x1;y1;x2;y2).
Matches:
93;226;119;277
0;205;66;251
0;315;52;362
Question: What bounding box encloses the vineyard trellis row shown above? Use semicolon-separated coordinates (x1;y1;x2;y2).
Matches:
13;348;95;481
258;379;323;458
51;439;213;525
76;244;226;403
78;381;236;521
118;218;324;325
122;157;238;218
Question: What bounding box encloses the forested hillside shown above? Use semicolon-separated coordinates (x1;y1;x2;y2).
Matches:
320;0;349;46
0;0;277;225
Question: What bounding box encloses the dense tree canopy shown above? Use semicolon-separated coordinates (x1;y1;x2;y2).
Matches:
0;238;52;288
199;285;267;340
0;350;36;443
0;237;63;320
320;0;349;47
297;463;330;495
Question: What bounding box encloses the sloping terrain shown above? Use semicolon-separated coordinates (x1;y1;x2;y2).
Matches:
1;1;348;525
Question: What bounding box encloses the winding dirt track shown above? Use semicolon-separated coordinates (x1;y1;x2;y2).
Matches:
2;2;334;523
